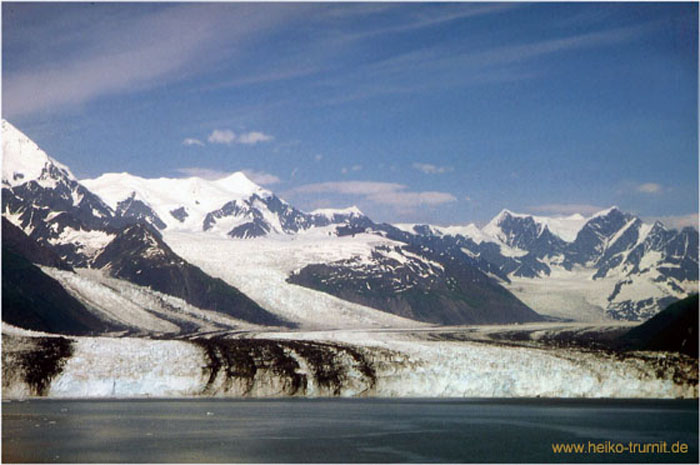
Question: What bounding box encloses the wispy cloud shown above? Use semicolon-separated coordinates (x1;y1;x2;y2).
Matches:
3;3;308;117
412;163;453;174
337;3;518;41
635;182;663;194
202;66;321;92
317;21;656;106
242;169;281;185
291;181;404;196
183;137;204;147
461;22;654;69
646;213;698;231
367;190;457;207
4;3;656;118
207;129;272;145
289;181;456;207
208;129;237;145
238;132;273;145
528;203;606;216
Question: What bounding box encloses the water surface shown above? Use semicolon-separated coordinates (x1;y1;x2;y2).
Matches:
2;398;697;463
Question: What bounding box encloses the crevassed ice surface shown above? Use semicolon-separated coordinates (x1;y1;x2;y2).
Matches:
163;229;426;330
34;331;694;398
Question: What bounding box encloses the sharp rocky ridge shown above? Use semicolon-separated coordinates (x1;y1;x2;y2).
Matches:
397;208;698;320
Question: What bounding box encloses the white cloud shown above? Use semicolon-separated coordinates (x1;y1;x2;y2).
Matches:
636;182;663;194
183;138;204;146
205;129;273;145
174;167;230;180
645;213;698;231
529;203;605;216
238;131;273;145
208;129;236;145
292;181;404;196
412;162;454;174
367;190;457;207
314;154;324;162
289;181;456;207
242;169;281;185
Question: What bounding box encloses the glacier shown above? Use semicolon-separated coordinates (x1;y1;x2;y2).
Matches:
3;326;695;399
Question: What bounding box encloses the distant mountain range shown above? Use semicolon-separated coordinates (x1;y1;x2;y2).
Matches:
2;120;697;336
394;207;697;320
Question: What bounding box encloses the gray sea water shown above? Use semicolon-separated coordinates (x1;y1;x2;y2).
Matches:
2;398;697;463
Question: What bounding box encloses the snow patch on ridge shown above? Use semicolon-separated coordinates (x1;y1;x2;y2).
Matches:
47;227;114;259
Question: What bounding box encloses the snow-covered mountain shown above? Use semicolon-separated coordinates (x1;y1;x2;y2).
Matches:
1;120;292;332
2;120;542;329
83;172;367;238
2;121;119;266
2;119;696;331
399;208;698;321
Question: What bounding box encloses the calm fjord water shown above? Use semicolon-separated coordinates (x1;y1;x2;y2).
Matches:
2;398;697;463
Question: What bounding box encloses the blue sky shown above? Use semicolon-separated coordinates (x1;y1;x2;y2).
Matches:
3;2;698;227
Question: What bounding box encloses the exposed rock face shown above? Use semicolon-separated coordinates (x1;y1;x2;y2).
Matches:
623;294;699;358
288;244;542;325
2;217;71;271
115;192;167;230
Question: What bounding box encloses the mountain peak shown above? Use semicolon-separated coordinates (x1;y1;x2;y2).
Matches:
483;208;529;235
2;119;75;187
591;206;622;219
495;208;517;219
213;171;266;197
